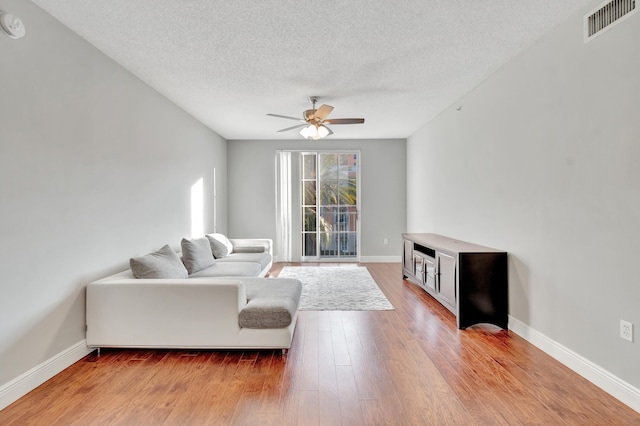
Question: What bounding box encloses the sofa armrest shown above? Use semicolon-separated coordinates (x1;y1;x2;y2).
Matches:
229;238;273;256
86;278;248;348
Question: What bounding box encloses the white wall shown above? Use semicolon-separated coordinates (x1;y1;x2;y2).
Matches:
0;0;226;394
407;0;640;392
227;139;406;261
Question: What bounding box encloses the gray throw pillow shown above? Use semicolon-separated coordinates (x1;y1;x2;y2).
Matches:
206;233;234;258
181;237;216;274
130;245;188;279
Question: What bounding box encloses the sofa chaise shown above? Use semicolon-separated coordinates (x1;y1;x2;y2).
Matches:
86;234;302;352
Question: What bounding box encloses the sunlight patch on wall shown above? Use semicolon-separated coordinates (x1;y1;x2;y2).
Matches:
213;168;217;233
191;178;204;238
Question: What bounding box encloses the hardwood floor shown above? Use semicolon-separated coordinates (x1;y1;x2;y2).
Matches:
1;263;638;425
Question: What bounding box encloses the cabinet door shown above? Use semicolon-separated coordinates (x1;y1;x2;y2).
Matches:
424;257;436;291
437;252;456;310
403;240;414;276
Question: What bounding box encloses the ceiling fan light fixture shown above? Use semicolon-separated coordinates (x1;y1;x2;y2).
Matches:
317;125;330;139
299;124;330;140
299;124;316;139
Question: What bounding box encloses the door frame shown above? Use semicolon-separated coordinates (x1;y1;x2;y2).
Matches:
275;149;362;263
299;150;361;262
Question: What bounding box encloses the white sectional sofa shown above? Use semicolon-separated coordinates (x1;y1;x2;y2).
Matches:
86;234;302;351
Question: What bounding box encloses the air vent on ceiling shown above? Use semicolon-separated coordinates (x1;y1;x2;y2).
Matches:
584;0;637;42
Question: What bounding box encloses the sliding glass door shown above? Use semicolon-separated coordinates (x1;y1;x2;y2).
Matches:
301;152;359;260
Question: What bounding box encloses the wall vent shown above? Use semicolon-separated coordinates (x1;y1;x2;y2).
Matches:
584;0;637;42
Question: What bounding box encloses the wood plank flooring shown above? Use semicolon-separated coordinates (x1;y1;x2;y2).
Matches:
1;262;638;425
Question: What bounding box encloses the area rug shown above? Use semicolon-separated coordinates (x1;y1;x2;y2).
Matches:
276;266;394;311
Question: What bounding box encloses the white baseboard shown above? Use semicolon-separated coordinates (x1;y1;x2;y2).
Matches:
359;256;402;263
0;340;93;411
509;316;640;413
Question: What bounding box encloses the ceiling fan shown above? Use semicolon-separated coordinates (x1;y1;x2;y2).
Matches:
267;96;365;140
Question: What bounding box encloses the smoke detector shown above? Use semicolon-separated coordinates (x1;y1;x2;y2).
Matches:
0;13;26;40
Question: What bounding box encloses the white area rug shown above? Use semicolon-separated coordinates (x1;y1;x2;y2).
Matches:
277;266;394;311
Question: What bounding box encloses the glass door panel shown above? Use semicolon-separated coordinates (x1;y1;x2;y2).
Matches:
301;152;359;260
301;156;317;258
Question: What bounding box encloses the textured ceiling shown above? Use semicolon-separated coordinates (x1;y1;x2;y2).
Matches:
31;0;594;140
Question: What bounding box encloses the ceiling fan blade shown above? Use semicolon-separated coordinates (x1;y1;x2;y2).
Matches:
267;113;305;122
277;124;307;132
323;118;365;125
314;104;334;120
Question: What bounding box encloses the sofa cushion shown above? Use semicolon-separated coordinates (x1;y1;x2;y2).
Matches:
206;233;234;258
130;245;188;279
181;237;216;274
232;246;266;253
188;261;262;278
239;278;302;329
215;252;272;271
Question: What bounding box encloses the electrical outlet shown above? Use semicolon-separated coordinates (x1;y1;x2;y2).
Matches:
383;238;388;245
620;320;633;342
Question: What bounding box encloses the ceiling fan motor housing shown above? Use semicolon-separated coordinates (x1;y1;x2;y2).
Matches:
304;109;317;122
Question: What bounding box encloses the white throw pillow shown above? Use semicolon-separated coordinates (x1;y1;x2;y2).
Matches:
206;233;234;258
181;237;216;274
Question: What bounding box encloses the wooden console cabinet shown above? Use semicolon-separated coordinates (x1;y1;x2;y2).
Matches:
402;233;508;329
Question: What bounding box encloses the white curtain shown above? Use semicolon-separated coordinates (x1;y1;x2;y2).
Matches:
275;151;293;262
